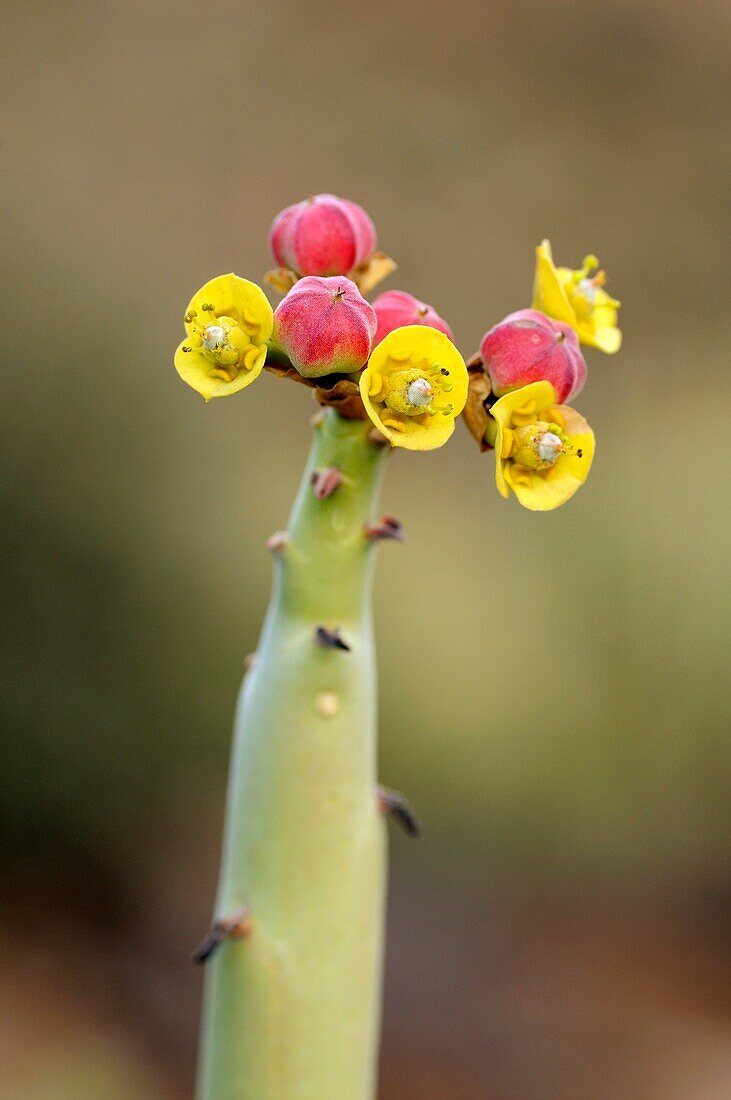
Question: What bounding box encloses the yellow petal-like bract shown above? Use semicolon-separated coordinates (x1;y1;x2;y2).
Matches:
174;274;273;401
490;380;595;510
359;326;468;450
533;240;621;354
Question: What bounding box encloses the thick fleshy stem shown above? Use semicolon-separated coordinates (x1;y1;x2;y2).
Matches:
197;409;392;1099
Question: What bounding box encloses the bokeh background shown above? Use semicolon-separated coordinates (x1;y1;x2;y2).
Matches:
2;1;730;1096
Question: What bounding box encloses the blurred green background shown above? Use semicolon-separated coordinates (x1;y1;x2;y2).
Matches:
2;1;730;1096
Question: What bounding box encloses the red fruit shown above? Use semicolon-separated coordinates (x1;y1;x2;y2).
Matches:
372;290;454;347
273;276;377;379
269;194;377;277
480;309;587;404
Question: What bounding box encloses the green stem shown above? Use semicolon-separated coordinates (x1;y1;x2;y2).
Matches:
197;409;390;1100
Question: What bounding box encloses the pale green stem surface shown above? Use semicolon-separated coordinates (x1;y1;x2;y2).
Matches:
197;409;390;1100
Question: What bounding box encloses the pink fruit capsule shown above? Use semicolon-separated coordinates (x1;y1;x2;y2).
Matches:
273;276;377;379
269;194;377;278
480;309;588;404
371;290;454;347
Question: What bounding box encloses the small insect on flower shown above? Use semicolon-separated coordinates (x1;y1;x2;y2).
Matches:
533;240;621;354
490;380;595;510
360;326;468;450
174;274;273;401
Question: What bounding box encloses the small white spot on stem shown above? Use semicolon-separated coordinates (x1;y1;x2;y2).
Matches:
315;692;339;718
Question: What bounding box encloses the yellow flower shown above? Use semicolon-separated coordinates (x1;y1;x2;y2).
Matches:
359;326;468;450
533;239;621;354
491;380;594;511
174;274;273;401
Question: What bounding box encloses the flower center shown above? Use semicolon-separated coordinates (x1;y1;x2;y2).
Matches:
566;254;608;318
506;420;570;470
181;305;260;381
383;368;438;416
537;431;563;463
202;324;227;350
575;278;598;305
406;377;434;407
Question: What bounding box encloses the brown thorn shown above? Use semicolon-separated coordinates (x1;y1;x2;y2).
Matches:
310;466;344;501
244;651;258;670
377;786;422;838
365;516;405;543
266;531;288;554
192;906;252;965
315;625;351;652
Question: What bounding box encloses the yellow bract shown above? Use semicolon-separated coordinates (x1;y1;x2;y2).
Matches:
533;239;621;354
490;380;595;511
359;326;467;450
174;274;273;401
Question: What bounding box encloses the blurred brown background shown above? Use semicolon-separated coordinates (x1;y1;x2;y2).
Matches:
2;1;730;1096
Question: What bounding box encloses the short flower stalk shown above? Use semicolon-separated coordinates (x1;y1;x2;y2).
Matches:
174;197;622;1098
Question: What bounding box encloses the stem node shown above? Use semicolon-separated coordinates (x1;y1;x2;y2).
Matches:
315;625;351;652
311;466;345;500
365;515;405;543
266;530;288;554
377;786;422;838
192;907;253;965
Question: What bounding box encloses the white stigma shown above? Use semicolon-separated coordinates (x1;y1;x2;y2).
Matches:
202;324;227;350
406;378;433;407
576;278;598;304
537;431;563;464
